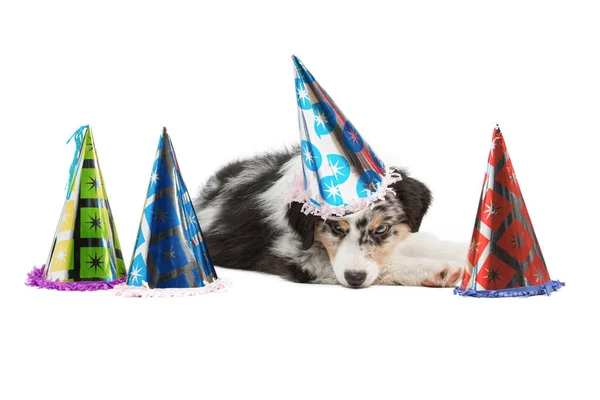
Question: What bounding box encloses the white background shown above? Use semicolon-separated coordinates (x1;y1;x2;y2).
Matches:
1;1;598;399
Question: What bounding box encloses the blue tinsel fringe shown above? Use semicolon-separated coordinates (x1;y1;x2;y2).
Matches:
454;280;565;298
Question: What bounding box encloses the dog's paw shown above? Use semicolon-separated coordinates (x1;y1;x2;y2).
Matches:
420;261;464;288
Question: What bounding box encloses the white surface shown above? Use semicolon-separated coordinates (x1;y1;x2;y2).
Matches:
0;1;597;399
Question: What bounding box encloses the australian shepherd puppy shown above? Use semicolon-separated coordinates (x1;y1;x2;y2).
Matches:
193;147;466;288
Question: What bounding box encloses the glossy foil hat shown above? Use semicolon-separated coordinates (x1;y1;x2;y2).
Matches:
113;128;225;297
284;56;401;219
26;125;127;290
455;126;564;297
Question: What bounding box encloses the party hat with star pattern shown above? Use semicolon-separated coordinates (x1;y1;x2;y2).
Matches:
284;56;401;219
113;128;225;297
26;125;127;290
455;125;564;297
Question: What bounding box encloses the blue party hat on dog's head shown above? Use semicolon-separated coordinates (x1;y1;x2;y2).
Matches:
284;56;401;219
114;128;225;297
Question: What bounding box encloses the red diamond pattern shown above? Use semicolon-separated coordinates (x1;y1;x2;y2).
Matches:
467;231;490;267
476;254;516;290
460;269;472;291
497;219;534;263
480;188;514;231
524;255;550;286
459;127;558;294
495;157;522;198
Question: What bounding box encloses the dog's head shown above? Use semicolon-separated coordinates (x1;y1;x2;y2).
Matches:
288;169;432;288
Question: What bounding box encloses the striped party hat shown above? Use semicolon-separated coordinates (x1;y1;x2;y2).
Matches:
113;128;225;297
26;125;127;290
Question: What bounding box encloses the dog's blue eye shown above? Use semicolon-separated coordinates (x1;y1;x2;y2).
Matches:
332;224;345;233
374;225;389;235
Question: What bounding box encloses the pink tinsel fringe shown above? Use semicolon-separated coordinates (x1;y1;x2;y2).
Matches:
26;265;126;291
112;279;230;298
282;168;402;219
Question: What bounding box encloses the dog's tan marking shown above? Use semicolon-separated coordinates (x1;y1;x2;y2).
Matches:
314;222;343;260
366;223;411;268
335;220;350;231
368;214;386;232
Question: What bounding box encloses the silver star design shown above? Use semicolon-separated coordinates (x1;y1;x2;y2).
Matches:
360;179;380;196
347;129;360;144
534;269;545;283
150;171;160;185
152;208;168;223
329;159;346;181
129;263;142;284
297;87;310;105
161;246;176;264
469;241;479;256
483;201;501;219
186;212;197;225
303;146;313;162
315;111;328;128
60;209;70;226
323;181;341;202
56;247;67;264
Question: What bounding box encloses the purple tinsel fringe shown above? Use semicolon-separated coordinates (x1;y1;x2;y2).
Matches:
26;265;126;291
453;280;565;298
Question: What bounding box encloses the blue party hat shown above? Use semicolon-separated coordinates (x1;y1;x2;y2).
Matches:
284;56;401;219
114;128;225;297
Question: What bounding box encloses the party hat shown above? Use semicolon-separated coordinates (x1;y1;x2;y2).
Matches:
113;128;225;297
455;125;564;297
284;56;401;219
26;125;127;290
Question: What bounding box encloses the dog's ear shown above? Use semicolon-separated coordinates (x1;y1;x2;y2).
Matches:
286;202;319;250
389;168;432;232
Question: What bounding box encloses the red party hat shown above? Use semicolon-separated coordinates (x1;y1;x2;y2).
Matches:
455;125;564;297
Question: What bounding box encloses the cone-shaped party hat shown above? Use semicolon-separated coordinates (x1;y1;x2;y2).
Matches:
26;125;127;290
455;126;564;297
284;56;401;219
113;128;224;297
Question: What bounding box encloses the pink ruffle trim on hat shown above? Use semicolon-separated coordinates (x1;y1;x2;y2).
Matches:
282;168;402;220
112;279;230;298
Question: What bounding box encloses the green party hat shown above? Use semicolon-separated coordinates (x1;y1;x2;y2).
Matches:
26;125;126;290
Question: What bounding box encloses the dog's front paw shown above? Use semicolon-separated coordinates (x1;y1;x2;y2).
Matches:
420;261;463;288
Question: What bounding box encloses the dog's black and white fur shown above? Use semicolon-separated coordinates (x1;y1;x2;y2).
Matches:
193;146;465;288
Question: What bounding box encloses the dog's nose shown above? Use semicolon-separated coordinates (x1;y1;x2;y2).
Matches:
344;270;367;287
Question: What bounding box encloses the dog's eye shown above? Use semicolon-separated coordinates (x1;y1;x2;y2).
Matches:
332;223;345;234
373;225;389;235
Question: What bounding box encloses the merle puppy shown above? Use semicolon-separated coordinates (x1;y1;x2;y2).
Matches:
193;147;464;288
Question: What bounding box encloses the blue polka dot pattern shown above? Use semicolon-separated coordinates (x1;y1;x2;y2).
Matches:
343;121;364;152
301;140;322;171
295;78;312;110
312;102;336;138
319;175;344;206
356;170;383;198
326;154;351;185
291;56;392;216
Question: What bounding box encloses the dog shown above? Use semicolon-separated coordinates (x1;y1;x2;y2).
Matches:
193;146;465;288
